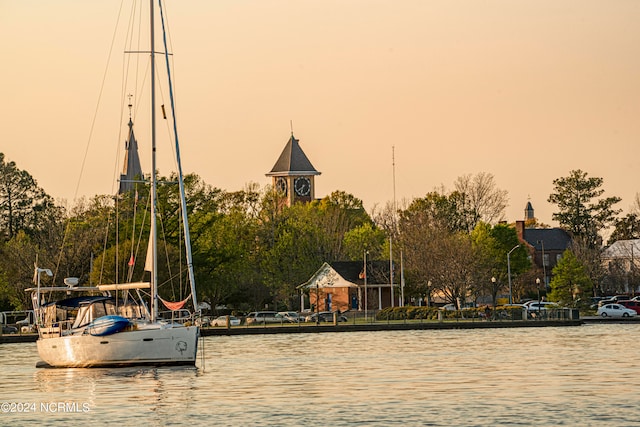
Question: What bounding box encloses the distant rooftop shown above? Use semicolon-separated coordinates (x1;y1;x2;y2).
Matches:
523;228;572;251
266;133;320;177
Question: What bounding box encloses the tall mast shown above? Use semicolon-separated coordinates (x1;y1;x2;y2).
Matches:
157;2;198;310
149;0;158;322
389;146;395;307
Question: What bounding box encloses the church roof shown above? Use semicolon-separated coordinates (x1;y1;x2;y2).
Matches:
118;118;143;194
266;133;320;177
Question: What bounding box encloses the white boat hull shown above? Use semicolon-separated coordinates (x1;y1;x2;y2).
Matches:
36;324;199;368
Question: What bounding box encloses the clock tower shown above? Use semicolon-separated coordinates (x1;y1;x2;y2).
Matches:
266;132;320;206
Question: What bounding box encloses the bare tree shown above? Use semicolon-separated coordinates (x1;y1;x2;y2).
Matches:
398;194;480;307
454;172;508;231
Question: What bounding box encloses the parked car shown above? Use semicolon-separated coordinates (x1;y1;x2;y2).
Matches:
598;296;631;307
597;303;637;318
618;300;640;314
245;311;280;325
305;311;348;323
16;317;36;333
195;316;211;327
440;304;457;311
276;311;303;323
211;315;241;327
523;301;558;311
2;325;18;334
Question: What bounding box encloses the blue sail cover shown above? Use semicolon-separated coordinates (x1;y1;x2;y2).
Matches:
86;315;130;336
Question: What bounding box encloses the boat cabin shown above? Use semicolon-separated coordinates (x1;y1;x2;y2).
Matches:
33;291;147;338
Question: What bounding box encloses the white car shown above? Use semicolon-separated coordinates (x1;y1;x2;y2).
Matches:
276;311;303;323
523;301;558;311
597;303;637;318
211;315;241;327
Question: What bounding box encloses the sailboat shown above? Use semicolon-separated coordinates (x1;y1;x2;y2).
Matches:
26;1;199;368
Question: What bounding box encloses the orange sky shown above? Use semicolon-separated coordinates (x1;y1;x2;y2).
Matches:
2;0;639;227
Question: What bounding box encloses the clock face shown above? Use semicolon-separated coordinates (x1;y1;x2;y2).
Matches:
275;177;287;194
294;177;311;196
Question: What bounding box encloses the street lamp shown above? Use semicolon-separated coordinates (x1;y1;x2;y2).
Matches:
316;280;320;325
364;250;369;323
507;245;520;304
491;276;496;305
491;277;496;318
535;277;543;319
537;240;546;291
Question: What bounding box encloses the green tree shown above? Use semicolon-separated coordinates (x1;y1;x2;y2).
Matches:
398;191;469;234
609;213;640;244
0;231;43;309
259;202;325;309
342;222;386;261
471;222;531;306
0;153;55;241
193;190;262;311
548;170;621;247
0;269;11;311
312;191;371;261
548;250;592;308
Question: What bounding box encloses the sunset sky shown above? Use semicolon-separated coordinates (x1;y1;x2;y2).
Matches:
2;0;639;227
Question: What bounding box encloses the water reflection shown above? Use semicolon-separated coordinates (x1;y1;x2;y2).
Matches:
1;324;640;425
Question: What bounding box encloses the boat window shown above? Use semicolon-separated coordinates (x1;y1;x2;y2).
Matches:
105;300;117;316
93;302;107;318
72;301;108;329
73;306;91;329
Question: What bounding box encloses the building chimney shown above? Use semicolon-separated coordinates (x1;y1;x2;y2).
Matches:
515;220;525;242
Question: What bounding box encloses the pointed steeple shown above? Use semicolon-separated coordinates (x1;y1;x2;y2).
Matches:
525;200;535;220
266;133;320;177
118;117;143;194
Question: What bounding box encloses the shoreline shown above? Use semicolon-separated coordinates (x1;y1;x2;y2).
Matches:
3;316;637;344
0;318;590;344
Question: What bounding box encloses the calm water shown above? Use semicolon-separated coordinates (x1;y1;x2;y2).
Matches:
1;324;639;426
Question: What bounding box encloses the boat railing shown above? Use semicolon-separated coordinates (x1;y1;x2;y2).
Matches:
38;320;76;338
158;309;193;325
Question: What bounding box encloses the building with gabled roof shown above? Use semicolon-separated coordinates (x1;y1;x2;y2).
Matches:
601;239;640;293
602;239;640;260
297;261;398;313
516;201;572;288
266;132;320;206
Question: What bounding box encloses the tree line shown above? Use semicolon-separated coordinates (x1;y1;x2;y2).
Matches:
1;152;637;313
